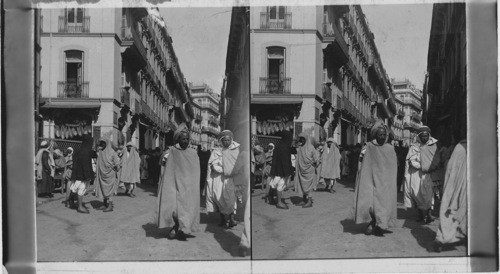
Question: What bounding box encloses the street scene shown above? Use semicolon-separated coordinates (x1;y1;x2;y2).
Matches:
34;6;250;261
251;3;467;259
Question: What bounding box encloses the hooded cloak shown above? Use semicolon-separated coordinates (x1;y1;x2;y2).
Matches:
351;123;397;229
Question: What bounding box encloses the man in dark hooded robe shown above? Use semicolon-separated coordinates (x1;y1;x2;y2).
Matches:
267;131;294;209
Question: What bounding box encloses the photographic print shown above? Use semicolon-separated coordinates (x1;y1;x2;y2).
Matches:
250;3;467;260
34;5;250;261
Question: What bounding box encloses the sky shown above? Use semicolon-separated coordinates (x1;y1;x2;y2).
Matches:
361;4;433;90
160;7;232;93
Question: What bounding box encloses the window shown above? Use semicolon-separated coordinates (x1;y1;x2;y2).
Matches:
66;8;84;24
65;50;83;85
269;6;285;20
267;47;285;80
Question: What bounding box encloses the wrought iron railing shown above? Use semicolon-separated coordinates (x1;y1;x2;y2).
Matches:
121;88;130;106
259;77;291;95
121;26;133;42
58;16;90;33
260;12;292;29
57;81;89;98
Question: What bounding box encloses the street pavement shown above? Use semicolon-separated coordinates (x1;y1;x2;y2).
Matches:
36;183;248;261
251;176;466;260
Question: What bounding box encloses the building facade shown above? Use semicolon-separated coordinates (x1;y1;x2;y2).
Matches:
392;78;423;146
190;83;221;149
424;3;466;145
39;8;194;151
392;96;404;144
250;5;396;146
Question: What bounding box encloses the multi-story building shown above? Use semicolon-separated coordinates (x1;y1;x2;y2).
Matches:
250;5;396;146
190;99;203;147
392;95;405;144
392;78;423;146
39;7;194;151
424;3;466;145
190;83;220;149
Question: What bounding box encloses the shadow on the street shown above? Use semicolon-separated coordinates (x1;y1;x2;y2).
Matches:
336;176;356;190
410;224;437;252
142;223;171;239
136;183;159;197
89;200;105;209
203;212;241;257
289;195;303;205
340;219;367;235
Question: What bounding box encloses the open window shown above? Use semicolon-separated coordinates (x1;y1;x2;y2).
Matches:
64;50;84;97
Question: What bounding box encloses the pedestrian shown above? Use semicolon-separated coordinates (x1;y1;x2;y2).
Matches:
351;120;397;236
262;143;274;193
69;134;95;214
63;147;74;206
150;147;162;184
319;137;341;193
140;150;149;184
294;130;320;208
35;140;55;198
252;145;265;193
206;130;240;228
433;140;467;252
313;142;324;191
266;131;294;209
154;125;200;241
341;146;350;178
198;144;211;194
120;142;141;198
94;139;121;212
403;126;442;223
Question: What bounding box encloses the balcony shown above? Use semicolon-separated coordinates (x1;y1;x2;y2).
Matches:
397;109;404;118
58;16;90;33
120;88;130;107
259;77;291;95
322;21;349;65
121;26;133;42
260;12;292;29
200;103;219;114
209;116;220;126
411;112;421;122
141;101;152;119
322;84;332;103
57;81;89;98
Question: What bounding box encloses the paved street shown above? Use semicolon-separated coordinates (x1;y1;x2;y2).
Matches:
252;176;466;260
36;183;247;261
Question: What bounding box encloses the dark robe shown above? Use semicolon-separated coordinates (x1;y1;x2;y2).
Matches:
38;151;55;194
270;131;294;178
71;134;95;181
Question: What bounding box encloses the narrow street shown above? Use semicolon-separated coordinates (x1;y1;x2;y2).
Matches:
251;176;466;260
36;183;247;261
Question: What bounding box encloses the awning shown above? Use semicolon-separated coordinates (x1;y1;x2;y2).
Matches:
40;100;101;109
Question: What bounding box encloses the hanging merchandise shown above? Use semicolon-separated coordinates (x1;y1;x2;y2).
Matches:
55;125;60;138
62;126;67;139
257;121;262;134
77;126;82;136
72;127;77;136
